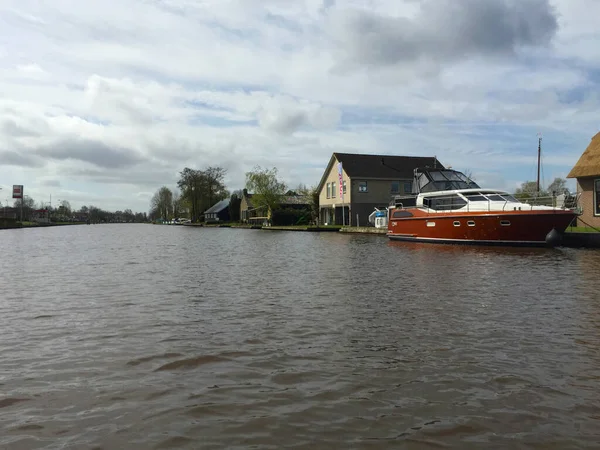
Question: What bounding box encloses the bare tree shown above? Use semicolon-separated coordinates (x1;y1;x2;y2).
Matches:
150;186;173;221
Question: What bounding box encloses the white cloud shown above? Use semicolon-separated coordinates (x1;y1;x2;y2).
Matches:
0;0;599;212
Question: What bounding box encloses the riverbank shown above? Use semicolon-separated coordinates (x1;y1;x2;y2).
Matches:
175;221;600;248
0;221;88;230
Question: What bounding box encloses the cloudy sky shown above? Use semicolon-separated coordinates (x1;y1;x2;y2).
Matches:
1;0;599;212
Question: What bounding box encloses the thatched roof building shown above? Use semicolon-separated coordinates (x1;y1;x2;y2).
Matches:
568;132;600;178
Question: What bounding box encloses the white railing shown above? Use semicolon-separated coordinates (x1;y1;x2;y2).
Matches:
404;193;579;214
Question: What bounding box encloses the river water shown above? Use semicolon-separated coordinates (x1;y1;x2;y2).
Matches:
1;224;600;449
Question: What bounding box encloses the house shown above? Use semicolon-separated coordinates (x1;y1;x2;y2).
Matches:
239;189;311;225
240;189;266;224
567;131;600;228
204;199;230;223
317;152;443;226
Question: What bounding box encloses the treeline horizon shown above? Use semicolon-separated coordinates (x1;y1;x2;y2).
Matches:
150;165;319;223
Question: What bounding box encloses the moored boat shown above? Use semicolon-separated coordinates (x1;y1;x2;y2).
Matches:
387;167;579;247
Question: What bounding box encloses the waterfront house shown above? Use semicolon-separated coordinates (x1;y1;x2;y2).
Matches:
240;189;311;225
317;152;443;226
240;189;264;224
204;199;230;223
567;131;600;228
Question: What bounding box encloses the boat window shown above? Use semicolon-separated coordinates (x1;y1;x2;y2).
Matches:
424;195;467;211
500;220;511;226
453;221;460;227
415;169;481;193
500;194;519;203
464;193;488;202
426;221;435;227
486;194;505;201
467;220;475;226
393;210;413;218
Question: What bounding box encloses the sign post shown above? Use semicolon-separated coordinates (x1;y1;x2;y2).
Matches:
12;185;23;222
337;162;345;226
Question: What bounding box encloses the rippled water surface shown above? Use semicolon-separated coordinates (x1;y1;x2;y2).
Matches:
2;224;600;449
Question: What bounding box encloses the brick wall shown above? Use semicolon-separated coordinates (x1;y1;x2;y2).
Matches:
576;177;600;228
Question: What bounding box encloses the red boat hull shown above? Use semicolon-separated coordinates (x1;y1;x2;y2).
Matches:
387;209;577;246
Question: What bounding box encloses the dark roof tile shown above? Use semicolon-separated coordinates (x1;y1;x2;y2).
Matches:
335;153;443;179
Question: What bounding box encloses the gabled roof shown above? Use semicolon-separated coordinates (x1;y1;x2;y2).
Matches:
317;152;443;192
281;195;311;205
204;199;230;214
568;131;600;178
241;192;254;209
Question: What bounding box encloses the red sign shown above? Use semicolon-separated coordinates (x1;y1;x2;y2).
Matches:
12;185;23;199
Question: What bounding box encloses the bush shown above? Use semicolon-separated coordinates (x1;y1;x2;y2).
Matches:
271;207;311;226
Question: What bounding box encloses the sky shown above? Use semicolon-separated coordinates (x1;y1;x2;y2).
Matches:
1;0;600;213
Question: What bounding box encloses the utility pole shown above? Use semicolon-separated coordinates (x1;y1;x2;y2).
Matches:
536;133;542;195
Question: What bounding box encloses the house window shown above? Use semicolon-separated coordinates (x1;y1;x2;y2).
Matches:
595;179;600;216
404;181;412;194
391;181;400;193
326;183;331;198
343;180;347;194
358;181;368;192
331;181;336;198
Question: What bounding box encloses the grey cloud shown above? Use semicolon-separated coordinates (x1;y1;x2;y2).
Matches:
66;166;179;187
36;139;145;169
332;0;558;68
40;179;62;187
1;119;41;137
0;150;45;168
259;110;307;134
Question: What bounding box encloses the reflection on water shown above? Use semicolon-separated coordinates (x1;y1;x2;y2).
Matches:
1;225;600;449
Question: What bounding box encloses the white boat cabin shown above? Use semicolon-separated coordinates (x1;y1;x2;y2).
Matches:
390;168;563;213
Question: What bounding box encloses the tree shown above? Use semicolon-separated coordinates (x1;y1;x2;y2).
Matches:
172;191;183;219
515;181;548;199
229;190;243;222
547;177;568;196
245;166;287;219
202;166;229;211
297;184;320;224
58;200;71;217
13;196;36;221
177;168;202;222
177;166;228;222
150;186;173;221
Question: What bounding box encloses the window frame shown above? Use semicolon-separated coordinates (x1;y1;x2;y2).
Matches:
331;181;336;198
403;181;412;194
343;180;347;195
326;182;331;199
391;181;400;194
358;181;368;193
595;179;600;216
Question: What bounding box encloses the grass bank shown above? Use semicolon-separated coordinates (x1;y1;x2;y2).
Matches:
262;225;342;232
566;226;600;233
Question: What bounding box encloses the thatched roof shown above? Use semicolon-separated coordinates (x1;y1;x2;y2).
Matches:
568;131;600;178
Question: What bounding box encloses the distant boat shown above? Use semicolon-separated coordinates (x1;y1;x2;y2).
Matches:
386;166;578;247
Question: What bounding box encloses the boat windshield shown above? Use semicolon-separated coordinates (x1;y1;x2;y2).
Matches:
417;169;480;193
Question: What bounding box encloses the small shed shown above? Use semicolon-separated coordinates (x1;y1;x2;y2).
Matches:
567;132;600;228
204;199;230;223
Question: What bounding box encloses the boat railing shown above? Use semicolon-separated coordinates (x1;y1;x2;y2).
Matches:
419;193;575;213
